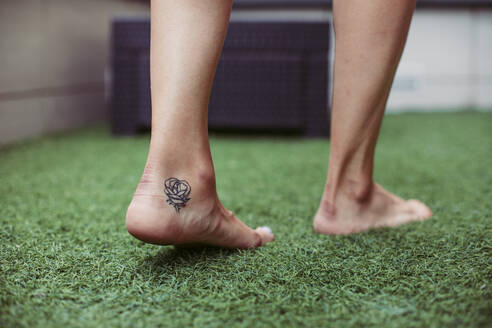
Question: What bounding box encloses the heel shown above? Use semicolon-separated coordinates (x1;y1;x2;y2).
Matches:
125;198;182;245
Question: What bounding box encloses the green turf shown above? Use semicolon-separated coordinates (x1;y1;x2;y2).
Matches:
1;112;491;327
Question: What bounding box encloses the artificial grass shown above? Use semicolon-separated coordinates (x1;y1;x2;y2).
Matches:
0;112;491;327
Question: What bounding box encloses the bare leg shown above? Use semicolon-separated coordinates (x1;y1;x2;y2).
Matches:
125;0;274;248
314;0;432;234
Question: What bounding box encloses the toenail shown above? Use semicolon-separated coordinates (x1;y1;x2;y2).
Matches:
258;226;273;235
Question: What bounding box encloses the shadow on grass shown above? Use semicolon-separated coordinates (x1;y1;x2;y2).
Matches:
137;246;243;282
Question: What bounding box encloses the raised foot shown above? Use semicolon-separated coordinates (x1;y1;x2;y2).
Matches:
125;170;274;249
313;183;433;235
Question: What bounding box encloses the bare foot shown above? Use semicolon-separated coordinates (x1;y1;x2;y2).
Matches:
125;165;274;249
313;182;432;235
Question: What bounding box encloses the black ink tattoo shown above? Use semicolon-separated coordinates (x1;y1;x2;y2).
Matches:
164;178;191;212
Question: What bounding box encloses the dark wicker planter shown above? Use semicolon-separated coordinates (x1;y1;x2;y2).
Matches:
111;18;330;137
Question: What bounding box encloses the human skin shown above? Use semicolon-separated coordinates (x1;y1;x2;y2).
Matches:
125;0;274;248
313;0;432;234
125;0;431;248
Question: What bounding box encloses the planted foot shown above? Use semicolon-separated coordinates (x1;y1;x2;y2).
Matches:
313;182;432;235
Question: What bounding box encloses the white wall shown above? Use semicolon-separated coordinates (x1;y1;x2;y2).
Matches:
0;0;149;146
390;8;492;111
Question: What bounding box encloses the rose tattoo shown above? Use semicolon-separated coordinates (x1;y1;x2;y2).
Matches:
164;178;191;212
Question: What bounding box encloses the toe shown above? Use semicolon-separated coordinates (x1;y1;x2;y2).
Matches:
255;226;275;245
407;199;433;219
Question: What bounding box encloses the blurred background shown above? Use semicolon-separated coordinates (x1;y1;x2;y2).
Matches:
0;0;491;146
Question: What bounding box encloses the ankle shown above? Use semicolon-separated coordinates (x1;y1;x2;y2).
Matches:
135;157;216;198
316;179;374;222
324;177;374;204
